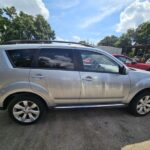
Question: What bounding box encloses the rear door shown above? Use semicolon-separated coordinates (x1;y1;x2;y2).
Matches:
30;48;81;102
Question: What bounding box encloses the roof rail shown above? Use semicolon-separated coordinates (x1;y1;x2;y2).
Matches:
4;40;94;48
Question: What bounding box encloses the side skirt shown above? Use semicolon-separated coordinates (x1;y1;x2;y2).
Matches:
53;103;127;109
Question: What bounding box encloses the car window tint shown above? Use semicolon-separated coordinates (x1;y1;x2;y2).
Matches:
81;51;119;73
7;49;34;68
38;49;75;70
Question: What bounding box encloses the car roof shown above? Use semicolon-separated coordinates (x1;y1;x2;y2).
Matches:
0;40;97;50
0;40;108;55
0;43;87;49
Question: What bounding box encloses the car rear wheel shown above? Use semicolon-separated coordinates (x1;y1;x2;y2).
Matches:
8;94;46;125
129;91;150;116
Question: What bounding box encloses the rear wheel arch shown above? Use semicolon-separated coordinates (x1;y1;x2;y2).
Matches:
3;92;48;110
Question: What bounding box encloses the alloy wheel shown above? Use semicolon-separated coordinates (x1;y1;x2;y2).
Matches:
136;96;150;115
13;100;40;123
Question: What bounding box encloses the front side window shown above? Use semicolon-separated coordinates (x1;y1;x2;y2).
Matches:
80;51;119;73
7;49;34;68
38;49;75;70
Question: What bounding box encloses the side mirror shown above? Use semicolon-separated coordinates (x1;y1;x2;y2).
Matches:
119;66;126;75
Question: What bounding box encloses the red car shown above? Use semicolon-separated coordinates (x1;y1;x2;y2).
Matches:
113;54;150;71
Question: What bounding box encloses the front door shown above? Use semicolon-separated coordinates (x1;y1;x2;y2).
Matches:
79;50;130;102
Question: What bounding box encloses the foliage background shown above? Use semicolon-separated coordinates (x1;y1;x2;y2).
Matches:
0;7;55;43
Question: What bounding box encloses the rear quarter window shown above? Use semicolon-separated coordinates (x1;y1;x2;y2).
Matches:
6;49;35;68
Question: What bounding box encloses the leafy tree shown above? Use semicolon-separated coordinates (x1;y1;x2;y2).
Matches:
97;22;150;48
114;29;136;48
98;35;118;47
0;6;55;43
114;34;131;48
34;15;55;40
0;8;10;43
3;6;17;19
135;22;150;44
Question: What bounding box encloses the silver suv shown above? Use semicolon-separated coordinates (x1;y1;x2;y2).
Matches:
0;40;150;124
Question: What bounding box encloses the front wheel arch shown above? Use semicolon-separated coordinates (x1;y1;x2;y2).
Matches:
130;88;150;105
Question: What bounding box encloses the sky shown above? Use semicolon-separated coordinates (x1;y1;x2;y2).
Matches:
0;0;150;44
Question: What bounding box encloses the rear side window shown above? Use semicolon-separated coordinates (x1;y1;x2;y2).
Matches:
38;49;75;70
7;49;34;68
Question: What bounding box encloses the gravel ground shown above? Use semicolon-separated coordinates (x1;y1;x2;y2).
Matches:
0;108;150;150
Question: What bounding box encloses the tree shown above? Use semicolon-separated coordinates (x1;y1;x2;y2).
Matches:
98;35;118;47
114;29;136;48
135;22;150;44
0;8;11;43
114;34;131;48
3;6;17;19
0;6;55;43
97;22;150;48
34;15;55;40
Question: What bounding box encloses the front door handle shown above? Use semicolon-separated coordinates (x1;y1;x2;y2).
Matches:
32;74;45;79
82;76;93;81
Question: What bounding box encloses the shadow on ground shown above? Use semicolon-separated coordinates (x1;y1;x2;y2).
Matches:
0;108;149;150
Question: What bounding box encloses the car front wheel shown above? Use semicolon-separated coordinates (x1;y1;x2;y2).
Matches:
129;91;150;116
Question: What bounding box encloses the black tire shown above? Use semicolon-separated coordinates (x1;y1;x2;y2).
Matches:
8;94;46;125
128;91;150;116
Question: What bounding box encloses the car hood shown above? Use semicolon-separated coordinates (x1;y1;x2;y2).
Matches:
129;67;150;73
128;67;150;80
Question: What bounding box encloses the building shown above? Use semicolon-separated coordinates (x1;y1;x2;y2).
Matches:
97;46;122;54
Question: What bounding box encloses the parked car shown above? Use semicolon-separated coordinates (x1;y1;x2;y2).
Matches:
113;54;150;71
146;58;150;64
0;40;150;125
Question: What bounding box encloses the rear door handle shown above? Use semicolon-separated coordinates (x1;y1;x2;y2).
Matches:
32;74;45;79
82;76;93;81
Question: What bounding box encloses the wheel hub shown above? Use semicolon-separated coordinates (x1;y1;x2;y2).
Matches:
137;96;150;115
13;100;40;123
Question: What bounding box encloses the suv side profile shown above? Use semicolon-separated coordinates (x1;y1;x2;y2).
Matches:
0;40;150;124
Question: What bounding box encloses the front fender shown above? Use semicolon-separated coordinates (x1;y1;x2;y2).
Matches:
127;78;150;102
